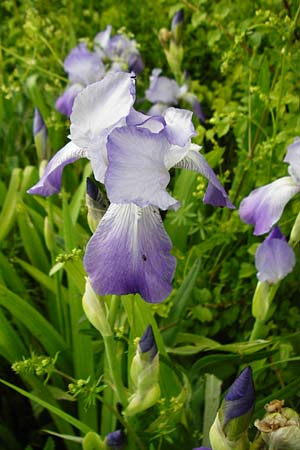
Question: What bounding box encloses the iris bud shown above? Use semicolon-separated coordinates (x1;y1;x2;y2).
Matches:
125;325;160;416
86;178;108;233
82;278;112;337
171;9;184;45
33;108;50;162
106;430;126;450
209;367;255;450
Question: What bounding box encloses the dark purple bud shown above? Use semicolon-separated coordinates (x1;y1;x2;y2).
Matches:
86;177;100;201
33;108;46;136
106;430;126;450
171;9;184;30
224;366;255;423
139;325;157;360
128;53;144;75
192;99;206;124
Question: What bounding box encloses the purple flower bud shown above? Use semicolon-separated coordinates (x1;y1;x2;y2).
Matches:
33;108;49;161
255;226;296;284
171;9;184;30
86;177;99;201
139;325;157;360
106;429;126;450
223;366;255;424
33;108;46;136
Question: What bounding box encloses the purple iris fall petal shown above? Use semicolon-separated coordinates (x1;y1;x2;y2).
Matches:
146;69;180;104
284;136;300;184
223;366;255;424
64;42;105;85
139;325;157;360
27;141;86;196
173;146;234;208
105;126;179;210
84;203;176;303
55;83;83;117
239;176;300;235
255;226;296;283
183;92;206;124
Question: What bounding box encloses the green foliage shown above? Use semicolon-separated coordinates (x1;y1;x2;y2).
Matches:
0;0;300;449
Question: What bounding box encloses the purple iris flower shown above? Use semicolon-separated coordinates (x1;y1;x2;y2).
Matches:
223;366;255;424
239;137;300;235
255;226;295;284
94;25;144;74
146;69;205;123
28;71;233;303
55;43;105;117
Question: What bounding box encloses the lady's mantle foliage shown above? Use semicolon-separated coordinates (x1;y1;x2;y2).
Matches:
28;71;234;303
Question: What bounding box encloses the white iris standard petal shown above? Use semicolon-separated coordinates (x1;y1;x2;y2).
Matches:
84;203;176;303
70;71;135;149
106;126;179;210
162;107;196;147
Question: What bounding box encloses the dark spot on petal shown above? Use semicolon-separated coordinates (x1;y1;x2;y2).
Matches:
142;254;147;261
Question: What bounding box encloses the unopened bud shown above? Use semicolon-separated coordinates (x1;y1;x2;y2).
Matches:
125;325;160;416
86;178;108;233
171;9;184;45
33;108;50;161
210;367;255;450
106;430;126;450
82;278;112;337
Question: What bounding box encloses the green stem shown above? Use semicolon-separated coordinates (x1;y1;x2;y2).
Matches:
249;319;266;341
107;295;120;328
103;334;127;407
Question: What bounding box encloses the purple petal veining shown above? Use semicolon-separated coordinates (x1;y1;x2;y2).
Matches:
84;203;176;303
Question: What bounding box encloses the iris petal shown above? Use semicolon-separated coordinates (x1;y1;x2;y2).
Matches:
106;126;179;210
27;141;86;196
239;176;300;235
70;72;135;149
84;203;176;303
173;146;234;208
255;227;295;283
284;137;300;185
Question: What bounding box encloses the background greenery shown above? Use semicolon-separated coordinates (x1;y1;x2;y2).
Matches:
0;0;300;449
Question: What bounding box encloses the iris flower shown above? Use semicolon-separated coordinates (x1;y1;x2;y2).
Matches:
146;68;205;123
29;71;233;303
239;137;300;235
56;27;143;117
55;43;105;117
